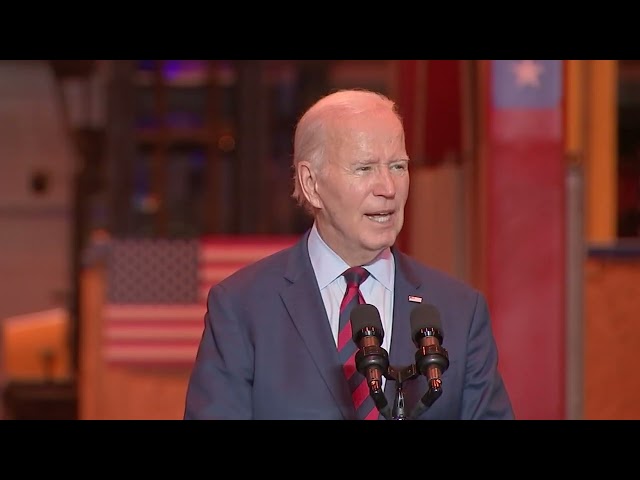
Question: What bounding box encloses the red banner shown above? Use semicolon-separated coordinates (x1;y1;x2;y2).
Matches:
484;60;566;419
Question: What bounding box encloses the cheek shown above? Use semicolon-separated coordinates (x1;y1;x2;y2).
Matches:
349;184;373;208
336;177;363;199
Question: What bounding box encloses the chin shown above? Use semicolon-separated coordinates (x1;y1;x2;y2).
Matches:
364;231;398;252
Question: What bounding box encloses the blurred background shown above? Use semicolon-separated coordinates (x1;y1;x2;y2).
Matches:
0;59;637;420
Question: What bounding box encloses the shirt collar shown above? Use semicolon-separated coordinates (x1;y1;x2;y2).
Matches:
307;222;394;292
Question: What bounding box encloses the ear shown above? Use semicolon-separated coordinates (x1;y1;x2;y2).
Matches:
298;161;323;209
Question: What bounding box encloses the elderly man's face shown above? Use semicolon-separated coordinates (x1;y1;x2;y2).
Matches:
311;109;410;266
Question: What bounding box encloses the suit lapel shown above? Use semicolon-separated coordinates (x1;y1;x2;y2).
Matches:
279;232;353;420
384;248;425;417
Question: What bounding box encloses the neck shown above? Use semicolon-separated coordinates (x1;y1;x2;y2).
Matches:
314;222;386;267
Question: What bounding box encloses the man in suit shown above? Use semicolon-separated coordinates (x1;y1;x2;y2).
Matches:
184;89;514;420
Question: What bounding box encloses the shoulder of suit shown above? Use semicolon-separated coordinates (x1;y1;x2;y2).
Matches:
396;249;481;297
212;242;296;292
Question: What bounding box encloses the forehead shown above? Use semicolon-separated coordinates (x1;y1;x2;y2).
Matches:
330;110;405;155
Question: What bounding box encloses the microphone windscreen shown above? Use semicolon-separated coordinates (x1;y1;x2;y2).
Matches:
350;303;383;342
410;303;443;339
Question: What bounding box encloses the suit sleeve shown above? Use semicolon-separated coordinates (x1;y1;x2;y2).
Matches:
183;283;254;419
461;292;515;419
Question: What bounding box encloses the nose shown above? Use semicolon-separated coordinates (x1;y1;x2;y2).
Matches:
373;168;396;198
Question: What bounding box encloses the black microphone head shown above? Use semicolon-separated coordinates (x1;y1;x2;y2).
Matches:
350;303;384;344
410;303;444;346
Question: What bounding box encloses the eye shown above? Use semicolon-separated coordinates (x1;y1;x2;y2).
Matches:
391;162;408;171
356;165;373;172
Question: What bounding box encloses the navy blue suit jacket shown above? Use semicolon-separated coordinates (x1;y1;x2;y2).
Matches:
184;230;514;420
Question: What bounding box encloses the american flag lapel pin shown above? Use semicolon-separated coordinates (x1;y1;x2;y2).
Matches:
408;295;422;303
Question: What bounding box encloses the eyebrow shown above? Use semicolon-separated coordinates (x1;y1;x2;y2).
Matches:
355;158;410;165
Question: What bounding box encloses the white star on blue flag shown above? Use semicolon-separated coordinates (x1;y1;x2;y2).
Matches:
492;60;562;109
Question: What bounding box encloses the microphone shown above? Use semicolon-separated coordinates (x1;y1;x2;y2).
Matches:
350;303;392;420
409;303;449;419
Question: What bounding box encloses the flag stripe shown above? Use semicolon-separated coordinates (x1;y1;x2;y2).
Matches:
104;320;203;329
105;326;204;341
104;304;204;319
106;339;201;347
105;345;200;362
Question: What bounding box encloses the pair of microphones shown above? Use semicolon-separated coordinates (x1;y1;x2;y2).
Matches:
350;303;450;420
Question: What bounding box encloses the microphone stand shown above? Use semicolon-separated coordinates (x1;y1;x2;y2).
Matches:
385;364;416;420
381;362;445;420
356;340;448;420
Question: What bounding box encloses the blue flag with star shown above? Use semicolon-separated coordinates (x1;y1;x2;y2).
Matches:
492;60;562;110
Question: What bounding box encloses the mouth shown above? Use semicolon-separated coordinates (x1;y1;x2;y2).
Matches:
365;211;394;223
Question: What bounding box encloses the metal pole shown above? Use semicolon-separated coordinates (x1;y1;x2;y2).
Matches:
565;156;585;419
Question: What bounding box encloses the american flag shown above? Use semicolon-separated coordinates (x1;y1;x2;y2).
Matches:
102;235;299;366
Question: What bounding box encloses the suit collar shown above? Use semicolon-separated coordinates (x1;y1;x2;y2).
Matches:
383;246;427;417
280;230;354;419
388;247;423;366
283;229;312;283
390;245;421;290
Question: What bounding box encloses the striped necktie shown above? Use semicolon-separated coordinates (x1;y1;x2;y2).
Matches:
337;266;379;420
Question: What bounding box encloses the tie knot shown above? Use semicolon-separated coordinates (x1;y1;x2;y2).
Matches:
342;266;369;288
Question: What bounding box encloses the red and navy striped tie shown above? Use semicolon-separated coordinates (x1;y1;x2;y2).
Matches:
337;266;379;420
